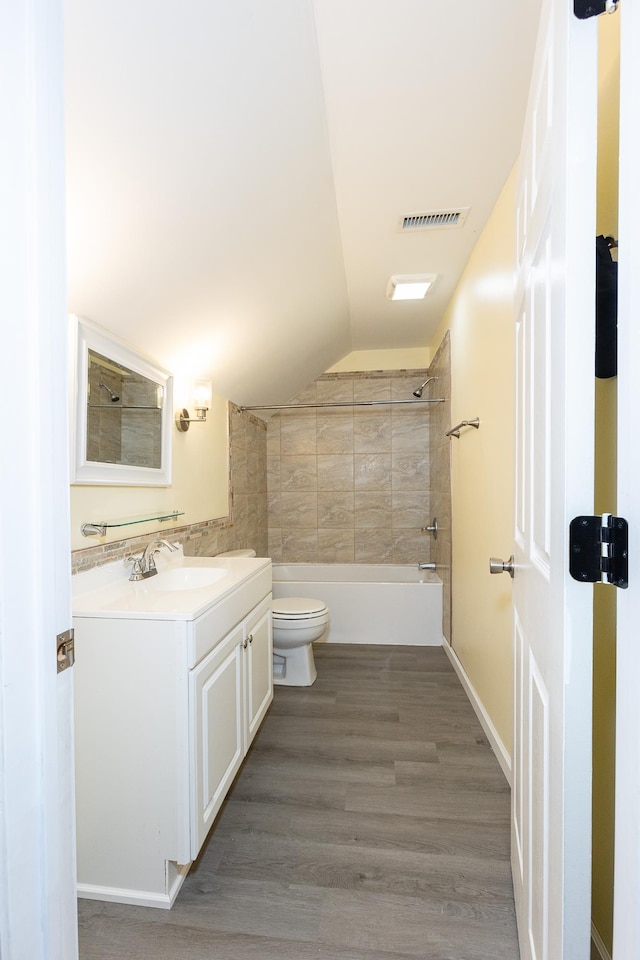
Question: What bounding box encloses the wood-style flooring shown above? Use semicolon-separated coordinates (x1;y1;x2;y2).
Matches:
78;644;520;959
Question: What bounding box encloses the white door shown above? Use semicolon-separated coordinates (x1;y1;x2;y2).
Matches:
0;0;77;957
512;1;597;957
613;1;640;955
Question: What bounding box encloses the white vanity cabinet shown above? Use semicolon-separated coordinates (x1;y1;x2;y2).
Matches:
73;558;272;909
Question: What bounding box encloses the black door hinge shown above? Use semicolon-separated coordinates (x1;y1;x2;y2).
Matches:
570;514;628;588
574;0;618;19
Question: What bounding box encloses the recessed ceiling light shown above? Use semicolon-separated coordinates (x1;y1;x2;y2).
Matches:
386;274;436;301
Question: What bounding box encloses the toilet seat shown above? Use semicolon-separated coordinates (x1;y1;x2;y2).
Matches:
272;597;328;620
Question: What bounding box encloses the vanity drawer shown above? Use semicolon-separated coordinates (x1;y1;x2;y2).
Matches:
188;565;272;667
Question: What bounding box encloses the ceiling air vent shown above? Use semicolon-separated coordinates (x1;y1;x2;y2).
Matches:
399;207;470;232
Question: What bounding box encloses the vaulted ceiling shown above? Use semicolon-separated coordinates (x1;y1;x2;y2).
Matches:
64;0;540;407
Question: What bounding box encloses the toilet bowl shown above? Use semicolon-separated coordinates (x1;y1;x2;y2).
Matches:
272;597;328;686
217;549;329;686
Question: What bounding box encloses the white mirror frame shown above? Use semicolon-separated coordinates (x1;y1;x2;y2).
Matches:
69;315;173;486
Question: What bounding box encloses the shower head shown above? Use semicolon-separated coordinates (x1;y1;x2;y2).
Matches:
99;381;120;403
412;376;438;398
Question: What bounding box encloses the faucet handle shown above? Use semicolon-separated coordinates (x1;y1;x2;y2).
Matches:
124;555;144;581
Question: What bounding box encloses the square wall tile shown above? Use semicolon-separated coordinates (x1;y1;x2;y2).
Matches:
268;529;283;562
354;492;392;528
391;454;429;491
316;379;354;404
354;528;394;563
281;456;317;491
280;414;317;455
353;379;391;403
353;412;392;454
317;530;355;563
317;455;354;491
281;529;319;562
266;420;281;457
318;492;355;528
392;491;430;529
354;454;392;491
317;412;354;454
267;492;282;527
393;531;429;564
391;413;429;453
280;492;318;528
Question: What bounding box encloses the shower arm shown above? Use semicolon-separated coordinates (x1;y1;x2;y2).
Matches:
446;417;480;438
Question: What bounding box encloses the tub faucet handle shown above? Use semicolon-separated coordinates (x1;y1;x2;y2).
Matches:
421;517;438;539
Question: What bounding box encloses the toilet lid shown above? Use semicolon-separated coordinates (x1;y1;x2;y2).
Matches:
272;597;328;618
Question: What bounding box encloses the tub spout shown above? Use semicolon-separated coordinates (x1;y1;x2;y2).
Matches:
418;562;436;571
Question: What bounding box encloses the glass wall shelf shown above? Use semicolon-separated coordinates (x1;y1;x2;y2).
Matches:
81;510;185;538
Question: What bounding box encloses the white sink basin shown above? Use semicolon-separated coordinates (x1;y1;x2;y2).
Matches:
152;566;228;591
72;546;271;621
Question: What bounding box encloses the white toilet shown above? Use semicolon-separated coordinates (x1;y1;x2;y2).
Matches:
271;597;329;686
217;548;329;686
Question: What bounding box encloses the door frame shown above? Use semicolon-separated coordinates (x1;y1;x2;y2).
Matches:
0;0;77;956
613;0;640;954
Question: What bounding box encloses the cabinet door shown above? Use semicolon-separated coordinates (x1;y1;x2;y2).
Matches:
244;595;273;750
189;624;243;860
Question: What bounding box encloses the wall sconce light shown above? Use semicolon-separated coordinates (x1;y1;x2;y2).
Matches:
175;379;212;432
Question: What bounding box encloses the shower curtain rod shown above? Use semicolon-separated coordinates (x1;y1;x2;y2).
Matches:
238;398;446;412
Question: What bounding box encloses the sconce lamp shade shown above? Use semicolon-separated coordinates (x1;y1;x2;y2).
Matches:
175;378;212;431
192;379;212;412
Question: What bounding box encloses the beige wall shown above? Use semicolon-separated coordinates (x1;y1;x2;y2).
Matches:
327;348;430;373
592;11;620;955
429;166;517;757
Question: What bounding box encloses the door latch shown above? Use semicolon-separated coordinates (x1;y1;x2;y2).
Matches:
57;628;75;673
569;514;628;588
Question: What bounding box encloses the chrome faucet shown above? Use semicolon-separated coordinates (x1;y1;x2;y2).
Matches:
142;539;178;576
124;539;178;580
418;561;437;571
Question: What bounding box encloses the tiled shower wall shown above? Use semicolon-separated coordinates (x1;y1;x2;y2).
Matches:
428;333;452;643
71;404;267;573
266;370;439;564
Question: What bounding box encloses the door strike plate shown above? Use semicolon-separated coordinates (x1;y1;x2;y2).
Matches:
57;628;75;673
569;514;628;588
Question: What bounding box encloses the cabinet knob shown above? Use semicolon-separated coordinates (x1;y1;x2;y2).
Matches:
242;638;248;649
248;633;253;645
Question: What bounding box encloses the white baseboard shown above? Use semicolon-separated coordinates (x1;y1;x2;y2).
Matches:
442;639;512;785
591;922;612;960
78;862;190;910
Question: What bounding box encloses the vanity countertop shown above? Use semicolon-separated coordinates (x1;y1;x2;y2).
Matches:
72;551;272;621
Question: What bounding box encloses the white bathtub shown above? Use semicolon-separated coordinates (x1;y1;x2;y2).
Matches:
271;563;443;646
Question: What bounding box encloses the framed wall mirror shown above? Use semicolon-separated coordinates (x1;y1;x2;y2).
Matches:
69;315;173;485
